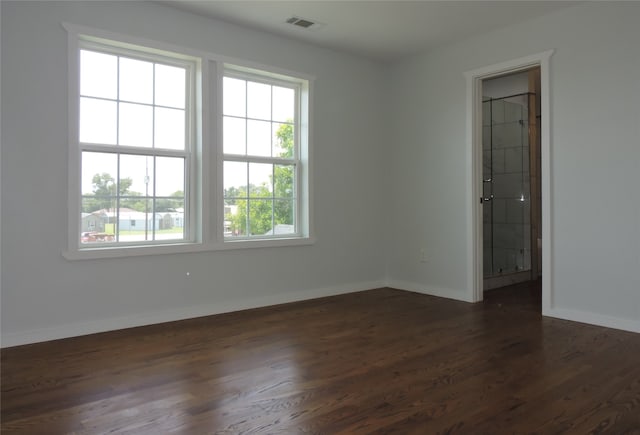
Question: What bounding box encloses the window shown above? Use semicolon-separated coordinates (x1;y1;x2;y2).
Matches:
65;25;312;259
78;42;194;246
222;73;299;239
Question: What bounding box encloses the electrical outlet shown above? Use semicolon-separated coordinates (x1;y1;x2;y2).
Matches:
420;248;428;263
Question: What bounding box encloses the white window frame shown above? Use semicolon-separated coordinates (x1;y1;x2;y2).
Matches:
76;40;197;248
63;24;314;260
221;67;304;242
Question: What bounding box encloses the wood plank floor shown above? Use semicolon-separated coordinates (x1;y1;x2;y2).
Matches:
2;283;640;434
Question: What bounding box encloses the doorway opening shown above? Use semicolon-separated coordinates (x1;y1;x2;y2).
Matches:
482;69;541;293
465;50;553;312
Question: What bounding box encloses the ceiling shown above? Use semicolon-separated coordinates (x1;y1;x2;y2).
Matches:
160;1;578;63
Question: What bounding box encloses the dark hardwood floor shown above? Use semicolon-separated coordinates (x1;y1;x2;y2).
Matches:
2;283;639;434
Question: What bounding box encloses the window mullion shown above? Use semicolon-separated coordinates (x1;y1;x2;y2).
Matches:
150;61;156;243
245;160;250;236
244;80;248;155
115;154;120;243
271;164;275;234
114;55;120;243
116;55;120;147
152;157;156;241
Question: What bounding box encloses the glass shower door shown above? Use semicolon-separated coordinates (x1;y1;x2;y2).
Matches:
483;94;531;278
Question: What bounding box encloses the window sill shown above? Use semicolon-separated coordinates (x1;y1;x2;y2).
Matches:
62;236;316;261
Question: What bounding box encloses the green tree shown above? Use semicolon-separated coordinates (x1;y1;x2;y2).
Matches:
223;187;242;205
233;185;272;236
272;123;295;229
155;191;185;212
82;173;134;212
119;194;146;213
275;123;294;159
92;173;133;197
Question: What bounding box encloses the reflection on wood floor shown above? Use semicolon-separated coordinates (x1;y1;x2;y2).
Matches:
2;284;639;433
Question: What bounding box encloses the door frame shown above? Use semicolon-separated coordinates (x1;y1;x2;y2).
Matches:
464;50;554;313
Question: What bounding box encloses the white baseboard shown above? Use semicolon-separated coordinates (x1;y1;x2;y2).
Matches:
391;280;640;334
6;281;634;348
388;280;472;303
544;306;640;334
1;280;387;348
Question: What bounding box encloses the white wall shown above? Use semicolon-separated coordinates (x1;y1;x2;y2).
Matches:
387;2;640;331
0;1;389;345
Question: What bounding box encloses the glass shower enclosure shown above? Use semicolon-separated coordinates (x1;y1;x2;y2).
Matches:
482;93;532;283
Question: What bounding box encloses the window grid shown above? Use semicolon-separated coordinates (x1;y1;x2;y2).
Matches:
222;73;300;239
78;43;192;247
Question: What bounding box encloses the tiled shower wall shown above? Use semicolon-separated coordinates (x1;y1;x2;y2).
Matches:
483;97;531;277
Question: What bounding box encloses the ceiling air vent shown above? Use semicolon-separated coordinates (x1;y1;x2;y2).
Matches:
286;16;317;29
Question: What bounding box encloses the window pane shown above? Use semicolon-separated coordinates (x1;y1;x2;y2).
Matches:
224;161;247;196
80;202;111;243
272;86;294;122
249;163;272;198
154;107;185;150
81;206;117;242
274;164;294;198
155;64;186;109
248;199;273;235
119;195;150;215
81;198;109;224
154;200;185;241
227;199;247;237
223;116;246;155
224;200;241;237
155;156;184;196
156;196;184;212
80;97;117;144
273;123;294;158
119;57;153;104
80;50;117;99
274;199;295;234
118;203;152;242
223;77;246;117
247;119;271;157
76;42;200;250
119;103;153;147
247;82;271;120
82;152;117;197
119;154;154;196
